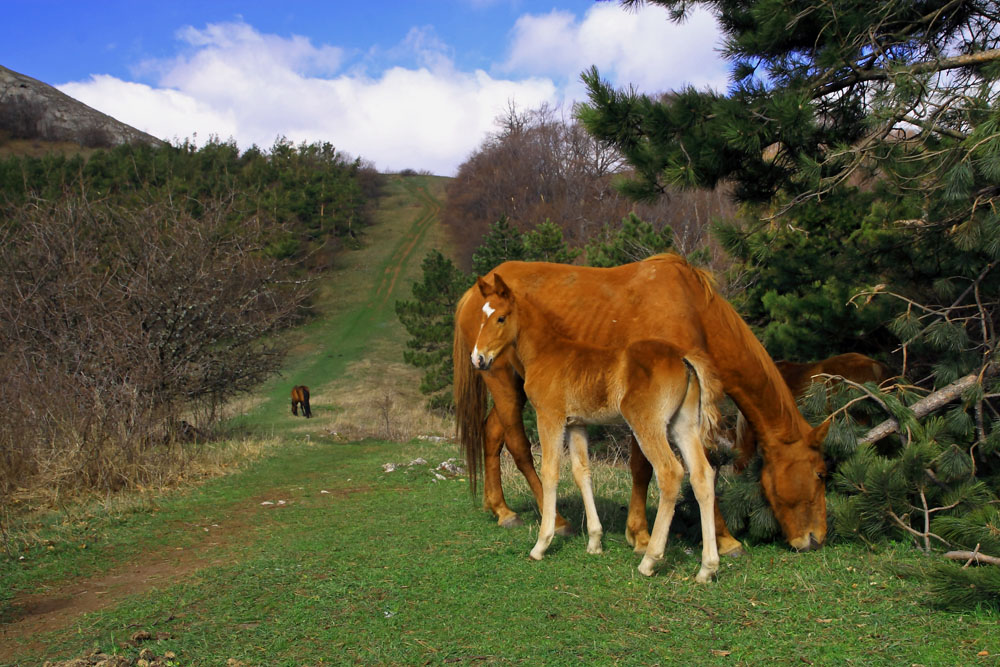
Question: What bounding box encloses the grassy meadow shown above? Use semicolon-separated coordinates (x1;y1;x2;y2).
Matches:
1;174;997;666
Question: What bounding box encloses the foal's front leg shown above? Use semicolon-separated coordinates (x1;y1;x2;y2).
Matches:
529;415;565;561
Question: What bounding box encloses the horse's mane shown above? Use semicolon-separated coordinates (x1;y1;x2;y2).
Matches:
672;258;802;433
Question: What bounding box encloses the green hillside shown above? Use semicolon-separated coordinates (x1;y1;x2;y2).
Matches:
231;173;453;439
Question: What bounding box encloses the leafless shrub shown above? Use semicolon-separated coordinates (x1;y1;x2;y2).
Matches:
0;99;45;139
0;193;308;501
375;390;396;440
77;122;115;148
441;102;735;269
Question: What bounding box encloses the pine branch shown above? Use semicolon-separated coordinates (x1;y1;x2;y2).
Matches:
814;48;1000;99
888;509;950;551
860;362;1000;444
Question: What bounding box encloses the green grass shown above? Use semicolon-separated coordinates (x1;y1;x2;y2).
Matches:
3;437;997;665
2;174;998;666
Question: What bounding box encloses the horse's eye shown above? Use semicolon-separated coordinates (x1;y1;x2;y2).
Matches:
497;316;506;324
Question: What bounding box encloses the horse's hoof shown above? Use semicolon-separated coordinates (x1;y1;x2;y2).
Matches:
555;522;575;537
499;515;524;529
637;557;657;577
529;549;544;561
718;538;745;558
627;531;650;555
695;569;717;584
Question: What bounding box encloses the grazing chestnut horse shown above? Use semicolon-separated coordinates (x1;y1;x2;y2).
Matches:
472;274;721;581
734;353;890;469
454;255;830;552
291;385;312;418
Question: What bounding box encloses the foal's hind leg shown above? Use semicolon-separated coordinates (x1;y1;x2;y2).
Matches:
671;404;720;583
630;422;684;577
567;426;602;554
628;436;742;557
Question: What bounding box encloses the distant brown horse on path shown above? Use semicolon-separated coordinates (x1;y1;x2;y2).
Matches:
472;274;721;580
291;385;312;418
454;255;830;553
733;353;890;470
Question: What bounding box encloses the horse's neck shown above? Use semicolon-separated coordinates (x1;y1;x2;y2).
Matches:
512;297;571;368
703;299;809;446
774;360;813;397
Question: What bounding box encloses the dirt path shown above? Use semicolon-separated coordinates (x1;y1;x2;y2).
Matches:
1;496;265;651
373;182;441;308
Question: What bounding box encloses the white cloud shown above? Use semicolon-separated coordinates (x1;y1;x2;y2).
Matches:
59;75;237;144
54;9;725;176
58;20;558;175
503;3;727;96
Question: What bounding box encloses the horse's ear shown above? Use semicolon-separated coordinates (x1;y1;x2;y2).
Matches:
493;273;512;300
476;276;493;298
811;418;832;446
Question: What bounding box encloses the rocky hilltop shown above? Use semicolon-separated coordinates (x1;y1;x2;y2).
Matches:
0;64;163;148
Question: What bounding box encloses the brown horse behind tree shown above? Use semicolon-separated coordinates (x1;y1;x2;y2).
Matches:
291;385;312;418
733;353;891;470
453;255;830;553
472;274;721;581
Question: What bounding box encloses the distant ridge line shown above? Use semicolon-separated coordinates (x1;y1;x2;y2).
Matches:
0;64;165;149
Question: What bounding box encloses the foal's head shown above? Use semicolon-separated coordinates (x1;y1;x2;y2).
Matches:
471;274;517;371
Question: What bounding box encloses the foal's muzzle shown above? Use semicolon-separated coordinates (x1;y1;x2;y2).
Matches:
472;353;493;371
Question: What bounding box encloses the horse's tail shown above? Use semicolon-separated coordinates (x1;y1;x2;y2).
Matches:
682;353;722;445
453;288;487;495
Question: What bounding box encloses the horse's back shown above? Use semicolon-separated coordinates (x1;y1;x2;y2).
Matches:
476;256;711;351
819;353;890;384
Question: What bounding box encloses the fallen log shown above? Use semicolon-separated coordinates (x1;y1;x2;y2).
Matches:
944;550;1000;567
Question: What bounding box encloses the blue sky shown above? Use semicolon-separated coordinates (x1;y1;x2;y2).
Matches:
3;0;727;175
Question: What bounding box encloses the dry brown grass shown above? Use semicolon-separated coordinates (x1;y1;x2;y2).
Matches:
309;358;453;442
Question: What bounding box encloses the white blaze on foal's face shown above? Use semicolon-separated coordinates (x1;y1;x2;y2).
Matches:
471;301;495;367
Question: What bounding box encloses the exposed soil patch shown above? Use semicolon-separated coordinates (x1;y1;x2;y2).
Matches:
0;487;305;653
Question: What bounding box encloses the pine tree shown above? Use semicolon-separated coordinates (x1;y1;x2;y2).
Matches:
585;212;673;267
580;0;1000;607
395;250;470;411
522;219;580;264
471;215;526;275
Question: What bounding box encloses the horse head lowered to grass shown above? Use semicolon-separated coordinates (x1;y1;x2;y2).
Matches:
472;273;721;581
454;255;831;552
291;385;312;418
